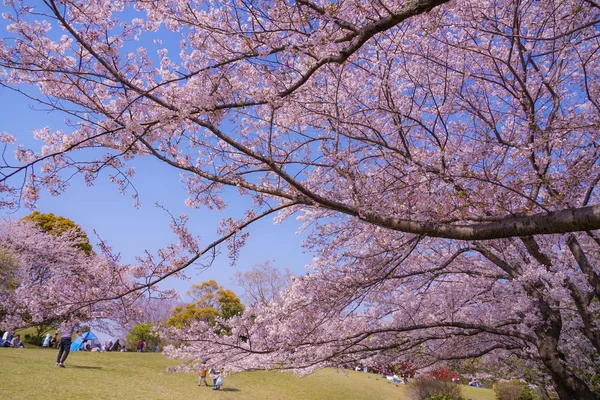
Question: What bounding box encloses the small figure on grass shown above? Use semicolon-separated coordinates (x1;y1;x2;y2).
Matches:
1;329;13;347
211;368;224;390
198;360;210;387
11;334;24;348
42;333;51;349
50;332;59;348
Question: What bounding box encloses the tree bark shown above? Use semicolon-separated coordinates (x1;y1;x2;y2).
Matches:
357;204;600;241
535;299;596;400
539;344;596;400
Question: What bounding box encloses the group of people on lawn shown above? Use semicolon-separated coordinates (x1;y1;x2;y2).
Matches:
5;320;96;367
1;330;24;348
2;326;76;351
5;322;226;390
198;360;225;390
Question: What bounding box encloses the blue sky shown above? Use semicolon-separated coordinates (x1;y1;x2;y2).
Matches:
0;87;314;301
0;5;316;342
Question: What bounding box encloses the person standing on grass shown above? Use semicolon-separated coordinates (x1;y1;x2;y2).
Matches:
136;338;146;352
56;320;84;368
198;361;210;387
50;332;59;348
212;368;224;391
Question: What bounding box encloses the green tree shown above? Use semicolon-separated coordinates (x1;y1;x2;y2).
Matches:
126;322;160;351
167;303;221;329
0;248;20;293
167;280;244;330
22;211;93;254
0;246;21;324
218;289;245;320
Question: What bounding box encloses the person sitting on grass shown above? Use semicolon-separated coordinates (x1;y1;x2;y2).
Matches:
42;333;51;349
10;334;24;348
2;329;13;347
110;339;121;352
468;378;482;387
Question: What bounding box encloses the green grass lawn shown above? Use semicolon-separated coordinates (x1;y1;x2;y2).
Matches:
0;348;495;400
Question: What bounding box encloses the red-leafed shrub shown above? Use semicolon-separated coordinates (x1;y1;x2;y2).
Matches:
430;367;455;382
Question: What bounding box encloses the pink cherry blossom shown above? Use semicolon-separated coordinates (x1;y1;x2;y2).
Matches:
0;220;139;330
0;1;599;398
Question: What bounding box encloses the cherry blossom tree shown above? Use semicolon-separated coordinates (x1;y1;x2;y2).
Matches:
231;261;292;306
133;296;178;325
22;211;93;254
0;219;137;330
0;0;600;398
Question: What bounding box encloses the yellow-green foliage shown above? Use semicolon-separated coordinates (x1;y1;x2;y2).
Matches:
218;288;245;319
0;247;20;292
167;280;244;328
167;303;220;329
22;211;93;254
0;248;21;322
126;322;161;350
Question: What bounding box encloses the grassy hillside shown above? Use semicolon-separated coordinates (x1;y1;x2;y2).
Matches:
0;348;495;400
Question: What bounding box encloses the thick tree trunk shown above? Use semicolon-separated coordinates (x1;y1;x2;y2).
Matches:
535;301;596;400
539;347;596;400
518;241;597;400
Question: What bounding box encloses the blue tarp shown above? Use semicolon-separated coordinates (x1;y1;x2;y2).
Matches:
70;331;101;351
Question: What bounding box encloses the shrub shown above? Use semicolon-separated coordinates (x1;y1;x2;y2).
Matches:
407;377;464;400
519;385;540;400
23;333;44;347
591;367;600;399
430;367;455;382
426;395;461;400
496;380;540;400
